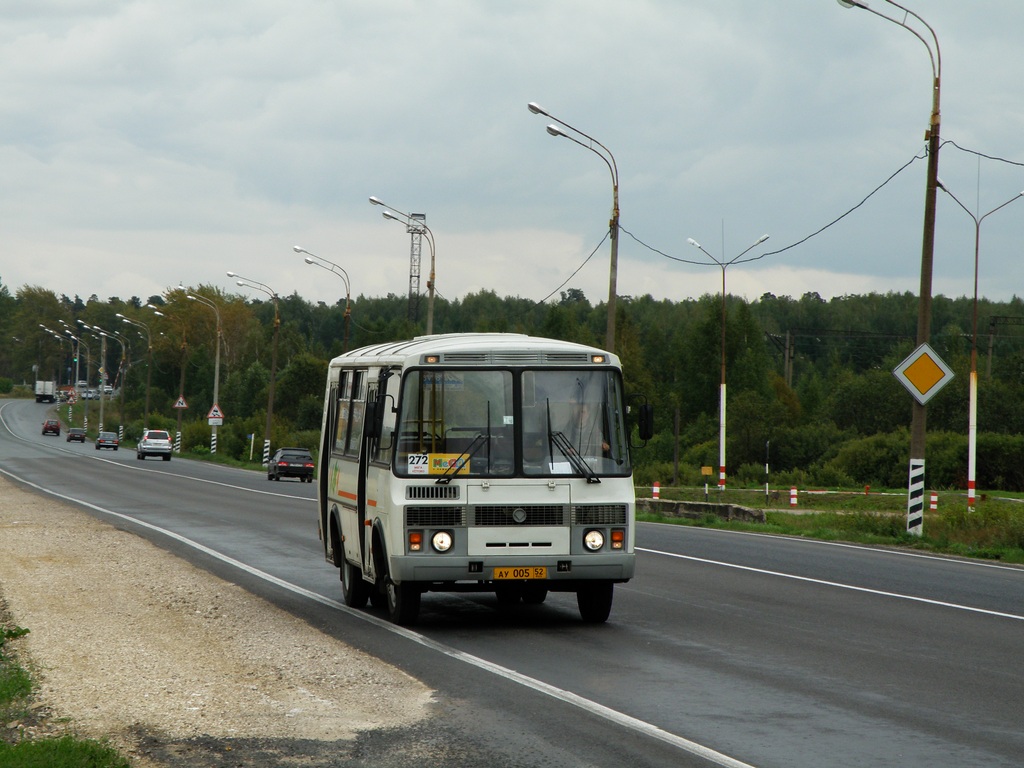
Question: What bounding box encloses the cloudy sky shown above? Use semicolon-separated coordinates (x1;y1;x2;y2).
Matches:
2;0;1023;312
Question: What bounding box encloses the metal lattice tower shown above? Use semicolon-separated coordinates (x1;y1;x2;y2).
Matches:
406;213;426;322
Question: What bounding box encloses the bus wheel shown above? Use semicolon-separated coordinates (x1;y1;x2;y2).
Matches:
369;579;387;608
521;585;548;605
386;577;421;625
494;583;521;605
341;559;370;609
576;582;613;623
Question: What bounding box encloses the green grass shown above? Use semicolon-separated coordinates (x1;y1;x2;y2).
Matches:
0;736;129;768
638;485;1024;564
1;626;128;768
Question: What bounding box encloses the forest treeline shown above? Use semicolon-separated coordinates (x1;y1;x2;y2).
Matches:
4;278;1024;492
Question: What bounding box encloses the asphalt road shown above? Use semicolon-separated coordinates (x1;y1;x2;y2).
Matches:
2;398;1022;767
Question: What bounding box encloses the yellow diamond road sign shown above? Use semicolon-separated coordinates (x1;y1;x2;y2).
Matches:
893;343;954;405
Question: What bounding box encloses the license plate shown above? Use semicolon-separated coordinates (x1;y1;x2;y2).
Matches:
493;566;547;580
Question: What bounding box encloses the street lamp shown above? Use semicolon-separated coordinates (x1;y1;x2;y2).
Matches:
148;305;189;450
369;196;436;335
687;234;770;492
99;327;129;438
936;181;1024;513
228;271;279;466
78;322;108;432
294;245;352;351
528;101;620;352
118;313;153;428
837;0;941;536
184;290;224;455
42;326;73;386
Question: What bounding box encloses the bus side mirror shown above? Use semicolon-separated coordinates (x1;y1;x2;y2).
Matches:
637;404;654;441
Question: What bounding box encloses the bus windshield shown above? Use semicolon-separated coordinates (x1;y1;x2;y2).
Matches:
393;368;630;479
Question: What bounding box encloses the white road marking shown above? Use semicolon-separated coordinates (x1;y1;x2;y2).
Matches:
638;546;1024;622
0;465;758;768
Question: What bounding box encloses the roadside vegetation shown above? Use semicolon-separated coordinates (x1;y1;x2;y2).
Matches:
0;622;128;768
5;284;1024;495
638;484;1024;564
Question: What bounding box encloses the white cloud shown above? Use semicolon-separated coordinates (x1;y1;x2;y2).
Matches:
2;0;1023;313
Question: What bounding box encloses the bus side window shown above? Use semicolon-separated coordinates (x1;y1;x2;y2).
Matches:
334;371;351;455
346;371;366;457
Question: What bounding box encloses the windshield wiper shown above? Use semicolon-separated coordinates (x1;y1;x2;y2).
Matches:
548;430;601;484
435;432;488;484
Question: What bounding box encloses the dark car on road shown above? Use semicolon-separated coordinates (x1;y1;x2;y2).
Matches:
66;427;86;443
42;419;61;436
96;431;119;451
267;448;315;482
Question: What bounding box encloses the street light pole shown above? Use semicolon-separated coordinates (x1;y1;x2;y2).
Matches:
838;0;941;536
368;196;436;335
936;182;1024;513
528;102;619;352
185;291;224;455
687;234;769;492
228;272;279;466
118;314;153;428
294;245;352;352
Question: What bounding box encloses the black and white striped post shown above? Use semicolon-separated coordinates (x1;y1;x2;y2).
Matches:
907;459;925;536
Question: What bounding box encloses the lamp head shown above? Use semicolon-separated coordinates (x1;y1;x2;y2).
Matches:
382;210;400;222
292;245;305;254
368;196;383;206
527;102;549;117
226;271;237;278
546;124;566;138
756;234;770;244
303;257;314;265
687;238;701;248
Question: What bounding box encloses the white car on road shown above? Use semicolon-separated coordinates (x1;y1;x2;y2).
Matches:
136;429;172;461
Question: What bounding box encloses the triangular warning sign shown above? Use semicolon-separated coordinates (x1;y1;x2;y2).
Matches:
207;403;225;419
173;395;188;409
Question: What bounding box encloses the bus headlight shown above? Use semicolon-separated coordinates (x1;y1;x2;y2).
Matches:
583;529;605;551
431;530;454;552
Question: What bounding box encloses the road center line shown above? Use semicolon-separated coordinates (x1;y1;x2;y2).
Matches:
638;547;1024;622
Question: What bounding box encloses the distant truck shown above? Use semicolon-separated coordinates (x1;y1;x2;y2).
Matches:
35;380;57;403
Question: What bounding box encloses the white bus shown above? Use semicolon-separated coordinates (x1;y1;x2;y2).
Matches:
316;333;653;625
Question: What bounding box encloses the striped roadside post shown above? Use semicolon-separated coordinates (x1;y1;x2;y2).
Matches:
907;459;925;536
263;439;272;467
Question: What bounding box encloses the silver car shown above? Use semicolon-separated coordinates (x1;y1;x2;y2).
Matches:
136;429;172;461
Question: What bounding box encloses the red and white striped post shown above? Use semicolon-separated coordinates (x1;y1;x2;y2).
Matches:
930;492;938;512
652;481;661;499
789;487;798;508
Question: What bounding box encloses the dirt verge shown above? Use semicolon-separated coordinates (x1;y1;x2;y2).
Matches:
0;475;433;766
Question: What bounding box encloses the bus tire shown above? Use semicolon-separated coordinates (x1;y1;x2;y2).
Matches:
494;583;521;605
386;577;421;625
521;585;548;605
576;581;614;623
341;558;370;609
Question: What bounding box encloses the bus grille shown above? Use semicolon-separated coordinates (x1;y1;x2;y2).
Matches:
474;505;567;526
407;485;460;500
406;506;466;527
572;504;628;525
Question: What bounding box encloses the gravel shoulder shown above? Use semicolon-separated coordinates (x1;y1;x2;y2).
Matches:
0;475;434;766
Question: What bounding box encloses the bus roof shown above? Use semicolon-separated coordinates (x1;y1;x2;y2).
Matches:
329;333;619;369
